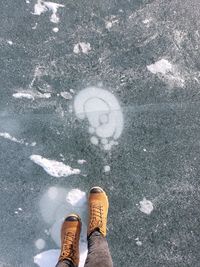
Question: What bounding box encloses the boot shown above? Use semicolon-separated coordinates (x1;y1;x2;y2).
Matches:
88;186;109;237
58;214;81;267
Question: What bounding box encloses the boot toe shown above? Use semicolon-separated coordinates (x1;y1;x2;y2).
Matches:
90;186;104;193
65;214;80;222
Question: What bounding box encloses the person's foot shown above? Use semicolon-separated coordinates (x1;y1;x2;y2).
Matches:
88;186;109;237
58;214;81;267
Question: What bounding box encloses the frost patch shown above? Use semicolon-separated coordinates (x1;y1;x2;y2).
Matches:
35;187;88;267
0;132;36;147
73;42;91;54
60;91;73;100
30;155;81;177
105;16;119;30
135;237;142;246
139;198;154;215
52;27;59;32
104;165;111;173
147;59;185;87
33;0;64;23
74;87;123;151
78;159;87;165
13;91;51;100
7;40;13;45
66;189;87;207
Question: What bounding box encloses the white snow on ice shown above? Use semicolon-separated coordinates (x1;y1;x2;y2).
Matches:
30;155;81;177
13;92;51;100
139;198;154;215
73;42;91;54
0;132;24;144
105;16;118;30
52;27;59;32
104;165;111;172
66;189;86;207
135;238;142;246
147;59;173;75
13;92;34;100
7;40;13;45
77;159;87;165
35;187;88;267
60;91;73;100
0;132;36;147
147;59;185;87
33;0;64;23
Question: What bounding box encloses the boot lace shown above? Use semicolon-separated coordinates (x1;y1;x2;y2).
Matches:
90;203;103;229
61;232;77;261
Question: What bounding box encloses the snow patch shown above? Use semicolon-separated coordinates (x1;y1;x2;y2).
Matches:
30;155;81;177
0;132;24;144
0;132;36;147
7;40;13;45
66;189;87;207
105;17;118;30
78;159;87;164
147;59;173;75
139;198;154;215
135;238;142;246
60;91;73;100
73;42;91;54
33;0;64;23
13;91;51;100
52;27;59;32
13;92;34;100
104;165;111;172
147;59;185;87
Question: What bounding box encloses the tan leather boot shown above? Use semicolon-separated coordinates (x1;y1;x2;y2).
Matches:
88;186;109;237
58;214;81;267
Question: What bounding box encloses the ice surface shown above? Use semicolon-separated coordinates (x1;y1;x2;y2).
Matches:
2;0;200;266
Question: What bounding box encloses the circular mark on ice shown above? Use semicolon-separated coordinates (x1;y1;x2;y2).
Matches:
35;239;46;250
74;87;123;150
90;136;99;145
48;187;58;200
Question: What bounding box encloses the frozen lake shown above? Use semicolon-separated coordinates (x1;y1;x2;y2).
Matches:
1;0;200;266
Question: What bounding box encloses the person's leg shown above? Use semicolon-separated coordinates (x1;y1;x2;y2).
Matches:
84;231;113;267
55;214;81;267
84;187;113;267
